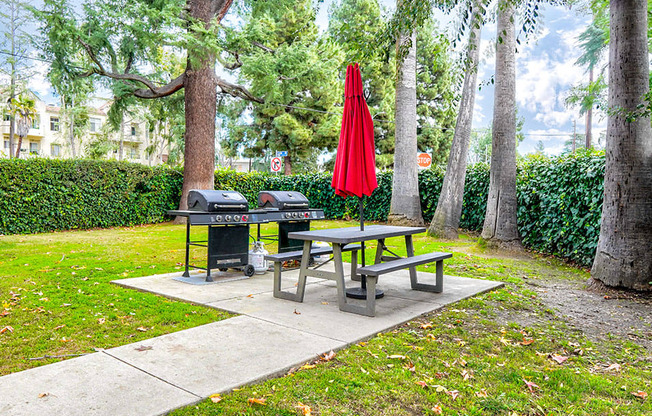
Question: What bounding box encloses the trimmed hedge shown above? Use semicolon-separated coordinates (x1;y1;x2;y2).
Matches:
0;152;604;266
0;159;183;234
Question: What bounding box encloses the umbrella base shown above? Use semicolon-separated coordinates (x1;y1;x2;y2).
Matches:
345;287;384;299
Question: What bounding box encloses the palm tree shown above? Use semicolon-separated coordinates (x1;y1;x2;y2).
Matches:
480;0;521;247
591;0;652;291
428;1;483;239
11;95;37;158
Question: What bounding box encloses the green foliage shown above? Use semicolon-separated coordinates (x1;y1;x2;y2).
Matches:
1;153;606;266
517;150;605;266
0;158;183;234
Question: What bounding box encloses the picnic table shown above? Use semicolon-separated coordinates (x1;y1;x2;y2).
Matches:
267;225;451;317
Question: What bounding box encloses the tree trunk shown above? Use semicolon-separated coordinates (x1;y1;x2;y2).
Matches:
585;67;593;149
14;134;23;158
176;0;219;214
591;0;652;291
481;1;521;247
69;98;77;157
284;155;292;175
389;30;423;226
428;5;482;239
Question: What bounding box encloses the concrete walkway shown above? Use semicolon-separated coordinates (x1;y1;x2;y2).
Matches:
0;265;502;416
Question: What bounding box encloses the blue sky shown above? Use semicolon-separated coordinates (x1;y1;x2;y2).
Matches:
317;1;598;156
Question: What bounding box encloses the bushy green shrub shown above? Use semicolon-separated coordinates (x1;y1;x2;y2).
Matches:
0;159;182;234
0;153;605;266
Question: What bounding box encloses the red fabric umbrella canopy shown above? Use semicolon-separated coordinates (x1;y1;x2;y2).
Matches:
331;63;378;198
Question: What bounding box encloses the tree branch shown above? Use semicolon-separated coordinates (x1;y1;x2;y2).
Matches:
216;76;263;103
133;74;186;98
252;41;275;54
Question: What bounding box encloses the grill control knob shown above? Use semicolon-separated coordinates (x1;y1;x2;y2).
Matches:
215;215;223;222
304;212;310;218
285;213;291;219
225;215;232;222
233;215;240;221
292;212;299;218
241;215;248;222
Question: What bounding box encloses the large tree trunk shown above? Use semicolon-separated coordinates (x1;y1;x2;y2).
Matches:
481;1;521;247
389;30;424;226
284;155;292;175
585;67;593;149
176;0;220;213
428;5;482;239
591;0;652;291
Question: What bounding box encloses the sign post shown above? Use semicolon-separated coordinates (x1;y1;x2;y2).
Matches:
270;156;282;173
417;152;432;170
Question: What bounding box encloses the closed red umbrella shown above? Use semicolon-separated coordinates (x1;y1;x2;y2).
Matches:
331;63;381;299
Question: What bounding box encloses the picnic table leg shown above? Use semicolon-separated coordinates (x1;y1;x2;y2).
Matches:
333;243;375;317
293;239;312;301
350;246;360;281
374;238;385;264
405;235;443;293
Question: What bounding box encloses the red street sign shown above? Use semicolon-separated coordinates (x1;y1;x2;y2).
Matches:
270;157;282;172
417;152;432;169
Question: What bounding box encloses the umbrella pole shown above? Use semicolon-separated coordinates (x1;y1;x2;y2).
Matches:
346;196;384;300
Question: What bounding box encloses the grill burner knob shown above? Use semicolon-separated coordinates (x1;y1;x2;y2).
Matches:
292;212;299;218
225;215;232;222
215;215;223;222
241;215;248;222
285;213;291;219
304;212;310;218
234;215;240;221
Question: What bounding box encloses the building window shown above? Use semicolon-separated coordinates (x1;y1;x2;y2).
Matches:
131;125;137;137
3;114;10;122
32;116;40;129
29;142;39;155
130;147;139;159
51;144;61;157
50;117;60;131
90;118;101;132
4;140;9;150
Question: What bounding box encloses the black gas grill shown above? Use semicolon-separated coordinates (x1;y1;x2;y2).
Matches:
168;189;325;282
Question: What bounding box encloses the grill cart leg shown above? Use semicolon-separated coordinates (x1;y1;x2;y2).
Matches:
183;222;191;278
205;226;214;282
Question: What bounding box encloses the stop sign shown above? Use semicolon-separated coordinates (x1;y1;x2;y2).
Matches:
417;152;432;169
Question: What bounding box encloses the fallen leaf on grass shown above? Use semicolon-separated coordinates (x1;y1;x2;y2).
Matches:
248;397;266;405
0;326;14;334
420;323;433;329
550;354;568;364
53;325;65;330
415;381;428;388
605;363;621;372
0;310;10;317
388;354;406;360
475;389;488;398
209;394;222;403
522;378;540;393
446;390;460;400
134;345;153;352
632;391;648;400
136;326;148;332
300;364;316;370
98;318;106;325
434;385;447;393
520;339;534;346
321;351;336;361
431;405;443;414
295;402;312;415
404;362;416;372
460;369;473;380
458;358;467;367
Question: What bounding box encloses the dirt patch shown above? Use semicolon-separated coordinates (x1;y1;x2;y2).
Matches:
515;276;652;353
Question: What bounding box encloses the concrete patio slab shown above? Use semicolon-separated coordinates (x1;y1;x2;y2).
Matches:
0;351;199;416
105;315;344;398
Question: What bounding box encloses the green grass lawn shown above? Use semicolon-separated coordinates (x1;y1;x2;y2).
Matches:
1;220;650;415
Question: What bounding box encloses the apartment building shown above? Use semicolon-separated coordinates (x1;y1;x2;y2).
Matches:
1;93;168;165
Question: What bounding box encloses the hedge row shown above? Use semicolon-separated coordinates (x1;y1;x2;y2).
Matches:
0;152;604;265
0;159;183;234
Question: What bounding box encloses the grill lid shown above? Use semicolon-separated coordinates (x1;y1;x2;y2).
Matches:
258;190;310;210
187;190;249;212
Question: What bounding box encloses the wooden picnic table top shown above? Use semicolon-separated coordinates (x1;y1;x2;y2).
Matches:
288;224;426;245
